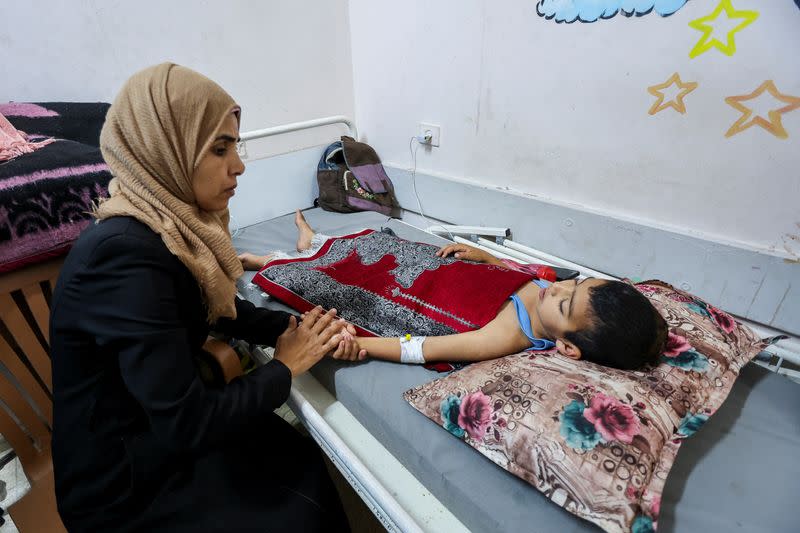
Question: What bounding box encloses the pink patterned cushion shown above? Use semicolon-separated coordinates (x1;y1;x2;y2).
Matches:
403;280;766;533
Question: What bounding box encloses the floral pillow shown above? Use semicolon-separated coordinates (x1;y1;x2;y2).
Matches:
403;280;766;533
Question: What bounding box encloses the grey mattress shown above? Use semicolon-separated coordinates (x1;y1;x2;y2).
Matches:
233;208;800;533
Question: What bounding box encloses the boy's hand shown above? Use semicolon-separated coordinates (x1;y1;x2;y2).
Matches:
300;313;363;360
330;332;368;362
436;243;500;265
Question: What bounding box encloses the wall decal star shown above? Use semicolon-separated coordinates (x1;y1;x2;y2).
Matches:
648;73;699;115
688;0;758;59
724;80;800;139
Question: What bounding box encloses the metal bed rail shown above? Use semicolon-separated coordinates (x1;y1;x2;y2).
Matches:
286;388;423;533
239;115;357;145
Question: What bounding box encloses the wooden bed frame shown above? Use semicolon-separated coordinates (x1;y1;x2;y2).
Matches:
0;257;65;531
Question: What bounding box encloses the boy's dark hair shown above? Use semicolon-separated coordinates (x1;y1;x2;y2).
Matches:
564;280;667;370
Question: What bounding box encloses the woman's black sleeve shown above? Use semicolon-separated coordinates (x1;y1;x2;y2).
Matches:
214;297;293;347
81;234;292;455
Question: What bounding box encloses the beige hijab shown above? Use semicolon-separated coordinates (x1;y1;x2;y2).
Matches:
95;63;243;322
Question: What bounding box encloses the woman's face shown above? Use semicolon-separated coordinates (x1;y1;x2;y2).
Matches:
192;113;244;212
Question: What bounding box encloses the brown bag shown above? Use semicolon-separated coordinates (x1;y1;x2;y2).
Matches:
316;136;400;217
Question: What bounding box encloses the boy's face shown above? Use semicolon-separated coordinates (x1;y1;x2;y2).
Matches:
533;278;608;355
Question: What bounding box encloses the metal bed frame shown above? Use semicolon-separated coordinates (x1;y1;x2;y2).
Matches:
237;117;800;532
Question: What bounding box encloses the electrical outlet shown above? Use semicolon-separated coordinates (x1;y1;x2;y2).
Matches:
418;123;441;147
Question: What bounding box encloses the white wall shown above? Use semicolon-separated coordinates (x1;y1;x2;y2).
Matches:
348;0;800;257
0;0;355;159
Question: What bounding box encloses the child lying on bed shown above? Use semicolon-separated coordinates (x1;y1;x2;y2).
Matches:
239;211;668;370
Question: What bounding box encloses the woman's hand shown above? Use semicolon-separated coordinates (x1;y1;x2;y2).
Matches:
238;252;272;270
300;313;358;335
274;306;344;377
436;243;501;265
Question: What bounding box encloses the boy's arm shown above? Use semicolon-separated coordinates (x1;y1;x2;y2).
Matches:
357;300;530;363
436;243;560;281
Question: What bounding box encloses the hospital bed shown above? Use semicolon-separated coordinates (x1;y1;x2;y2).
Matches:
233;206;799;533
227;117;800;533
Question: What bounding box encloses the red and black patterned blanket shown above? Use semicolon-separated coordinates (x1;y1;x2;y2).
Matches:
252;230;534;338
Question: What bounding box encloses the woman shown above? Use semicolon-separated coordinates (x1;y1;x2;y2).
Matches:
50;63;355;532
240;211;668;370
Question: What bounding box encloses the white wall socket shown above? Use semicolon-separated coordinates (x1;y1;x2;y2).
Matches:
419;123;441;147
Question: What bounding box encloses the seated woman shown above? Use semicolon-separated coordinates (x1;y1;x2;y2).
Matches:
51;65;355;532
239;211;668;371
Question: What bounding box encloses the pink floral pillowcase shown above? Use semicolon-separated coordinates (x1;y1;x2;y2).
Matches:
403;280;767;533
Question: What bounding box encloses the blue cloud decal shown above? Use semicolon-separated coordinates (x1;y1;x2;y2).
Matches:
537;0;689;23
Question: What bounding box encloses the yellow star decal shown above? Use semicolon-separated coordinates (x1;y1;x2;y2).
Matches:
648;73;699;115
688;0;759;59
725;80;800;139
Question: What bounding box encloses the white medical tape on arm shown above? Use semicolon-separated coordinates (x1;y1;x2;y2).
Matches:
399;336;426;364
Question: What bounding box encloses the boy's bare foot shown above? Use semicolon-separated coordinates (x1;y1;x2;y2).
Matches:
295;209;315;252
